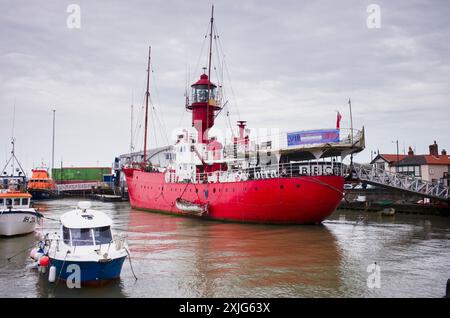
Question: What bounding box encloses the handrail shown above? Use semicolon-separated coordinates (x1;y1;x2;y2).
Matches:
166;160;344;183
349;164;450;201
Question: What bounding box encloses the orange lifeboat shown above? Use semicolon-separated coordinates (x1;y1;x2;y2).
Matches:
27;169;58;200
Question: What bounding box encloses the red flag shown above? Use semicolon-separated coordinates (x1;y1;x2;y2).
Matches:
336;111;342;129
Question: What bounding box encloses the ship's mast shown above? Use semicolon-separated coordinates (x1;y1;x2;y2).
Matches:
1;103;26;180
130;103;134;155
11;102;16;174
207;5;214;83
52;109;56;171
206;5;214;143
143;46;151;166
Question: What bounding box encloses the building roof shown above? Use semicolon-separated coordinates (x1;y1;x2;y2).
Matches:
396;155;450;166
370;154;408;164
395;156;427;166
423;155;450;165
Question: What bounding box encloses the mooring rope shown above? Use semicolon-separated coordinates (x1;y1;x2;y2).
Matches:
55;250;70;287
125;247;138;281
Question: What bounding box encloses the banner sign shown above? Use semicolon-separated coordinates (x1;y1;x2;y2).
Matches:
56;182;98;192
287;129;339;146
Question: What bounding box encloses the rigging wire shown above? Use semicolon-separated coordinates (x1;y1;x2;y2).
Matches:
214;23;242;122
191;23;210;81
211;23;237;139
150;68;170;146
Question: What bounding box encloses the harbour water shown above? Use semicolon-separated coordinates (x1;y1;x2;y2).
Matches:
0;199;449;298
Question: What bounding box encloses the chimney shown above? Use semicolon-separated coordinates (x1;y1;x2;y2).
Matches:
237;121;247;139
408;146;414;157
442;149;447;156
429;140;439;156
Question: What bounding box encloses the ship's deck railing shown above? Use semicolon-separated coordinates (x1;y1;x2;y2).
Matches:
167;160;344;184
222;128;363;159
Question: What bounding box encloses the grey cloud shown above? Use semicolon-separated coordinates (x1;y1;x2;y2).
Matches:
1;0;449;173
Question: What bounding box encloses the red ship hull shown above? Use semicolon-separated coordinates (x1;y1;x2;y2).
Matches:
124;168;343;224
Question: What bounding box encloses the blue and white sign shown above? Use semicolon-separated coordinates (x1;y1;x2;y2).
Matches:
287;129;340;146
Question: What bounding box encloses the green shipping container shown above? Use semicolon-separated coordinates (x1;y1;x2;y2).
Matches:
52;167;112;182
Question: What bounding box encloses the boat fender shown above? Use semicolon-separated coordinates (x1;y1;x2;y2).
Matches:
39;255;49;267
30;248;38;260
48;266;56;283
115;234;124;250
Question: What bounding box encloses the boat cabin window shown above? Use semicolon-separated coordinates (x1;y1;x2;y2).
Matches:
0;198;3;206
6;198;12;206
21;198;29;206
63;226;71;244
93;226;113;245
70;228;94;246
14;198;20;205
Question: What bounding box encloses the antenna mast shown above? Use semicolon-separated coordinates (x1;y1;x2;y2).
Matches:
143;46;151;166
130;103;134;154
52;109;56;171
1;102;26;179
206;5;214;143
207;5;214;83
11;101;16;174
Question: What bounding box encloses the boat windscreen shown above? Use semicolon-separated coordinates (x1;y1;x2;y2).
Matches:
93;226;112;245
63;226;70;245
70;228;94;246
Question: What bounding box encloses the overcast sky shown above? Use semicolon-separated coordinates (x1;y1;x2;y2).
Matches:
1;0;449;174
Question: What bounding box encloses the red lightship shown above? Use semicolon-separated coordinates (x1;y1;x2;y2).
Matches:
123;6;364;224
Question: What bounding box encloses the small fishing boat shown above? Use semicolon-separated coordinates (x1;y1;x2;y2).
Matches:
27;168;59;200
1;137;42;236
31;201;128;285
0;185;42;236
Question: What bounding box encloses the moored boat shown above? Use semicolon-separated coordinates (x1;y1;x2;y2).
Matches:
32;201;128;285
123;6;365;224
1;135;42;236
27;168;59;200
0;185;42;236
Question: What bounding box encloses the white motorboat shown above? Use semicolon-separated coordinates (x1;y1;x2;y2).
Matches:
32;201;128;285
0;184;42;237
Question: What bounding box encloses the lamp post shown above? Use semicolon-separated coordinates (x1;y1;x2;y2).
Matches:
392;140;399;172
52;109;55;171
348;98;354;167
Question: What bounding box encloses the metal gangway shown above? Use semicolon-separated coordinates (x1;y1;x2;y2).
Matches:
351;164;450;202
